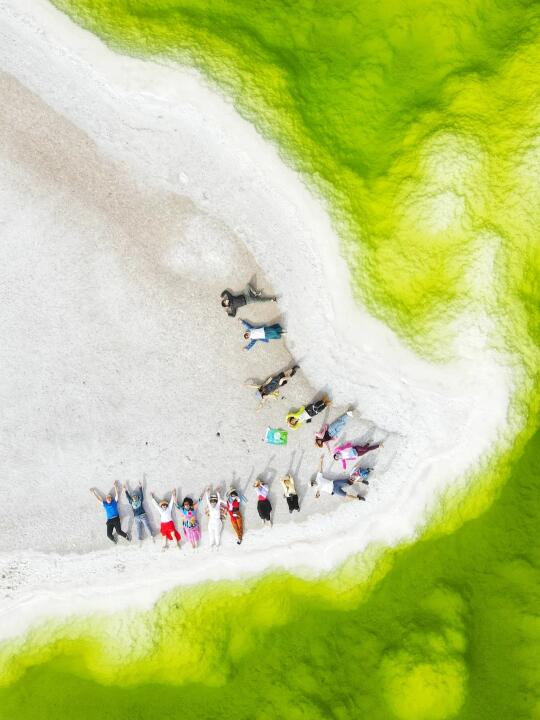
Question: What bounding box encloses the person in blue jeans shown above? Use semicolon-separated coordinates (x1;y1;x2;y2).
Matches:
314;410;354;450
241;319;285;350
310;456;366;501
123;480;154;545
90;481;131;544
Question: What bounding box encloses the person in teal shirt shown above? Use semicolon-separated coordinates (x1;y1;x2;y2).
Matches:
124;480;154;545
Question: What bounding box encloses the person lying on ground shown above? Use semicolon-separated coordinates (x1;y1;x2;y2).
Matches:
280;474;300;513
333;441;383;470
287;397;331;429
205;489;226;550
245;365;300;409
90;481;131;544
311;456;366;501
315;410;354;450
221;283;277;317
124;480;154;546
177;496;202;549
151;489;181;551
241;319;286;350
226;488;245;544
350;466;372;485
254;479;273;526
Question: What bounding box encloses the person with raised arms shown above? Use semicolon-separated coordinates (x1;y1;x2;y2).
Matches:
177;496;202;549
245;365;300;409
204;489;226;550
311;456;366;502
90;481;131;544
225;488;245;544
123;479;154;546
151;489;181;551
241;319;286;351
333;441;382;470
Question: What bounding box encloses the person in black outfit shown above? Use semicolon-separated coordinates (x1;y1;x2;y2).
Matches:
221;283;277;317
245;365;300;409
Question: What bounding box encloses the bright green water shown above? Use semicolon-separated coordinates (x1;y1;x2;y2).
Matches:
1;1;539;718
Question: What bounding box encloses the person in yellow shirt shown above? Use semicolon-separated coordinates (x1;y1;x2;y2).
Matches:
286;396;330;429
280;474;300;513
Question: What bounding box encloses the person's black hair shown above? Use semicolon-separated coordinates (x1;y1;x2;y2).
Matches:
182;496;194;507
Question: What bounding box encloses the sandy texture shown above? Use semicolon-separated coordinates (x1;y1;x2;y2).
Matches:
0;0;514;640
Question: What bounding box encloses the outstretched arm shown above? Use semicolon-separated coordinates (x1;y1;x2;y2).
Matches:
90;488;102;503
244;339;256;351
241;319;253;330
114;482;119;502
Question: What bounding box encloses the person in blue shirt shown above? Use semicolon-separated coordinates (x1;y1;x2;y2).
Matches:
241;319;285;351
123;480;154;545
90;481;131;544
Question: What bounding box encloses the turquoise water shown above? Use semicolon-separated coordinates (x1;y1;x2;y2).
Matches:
1;1;539;718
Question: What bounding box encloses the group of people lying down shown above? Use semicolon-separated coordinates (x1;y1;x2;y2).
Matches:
90;281;382;550
91;428;381;551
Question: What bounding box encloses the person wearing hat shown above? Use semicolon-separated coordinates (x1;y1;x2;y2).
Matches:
204;489;225;549
124;480;154;546
151;489;181;551
90;481;131;545
226;488;244;544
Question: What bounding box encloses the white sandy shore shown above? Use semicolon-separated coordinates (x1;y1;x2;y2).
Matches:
0;0;515;641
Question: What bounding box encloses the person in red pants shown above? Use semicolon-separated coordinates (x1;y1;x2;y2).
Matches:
151;489;181;551
226;489;244;545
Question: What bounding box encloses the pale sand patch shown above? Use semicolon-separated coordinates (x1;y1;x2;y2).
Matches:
0;0;515;640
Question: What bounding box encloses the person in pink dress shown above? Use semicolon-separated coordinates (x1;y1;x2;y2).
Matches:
177;496;202;549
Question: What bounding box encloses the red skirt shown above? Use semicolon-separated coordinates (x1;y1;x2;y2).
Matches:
161;521;180;541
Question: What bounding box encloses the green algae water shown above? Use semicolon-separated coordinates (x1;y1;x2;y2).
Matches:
2;1;540;718
1;435;539;719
